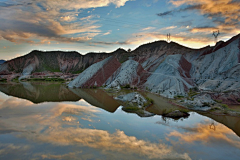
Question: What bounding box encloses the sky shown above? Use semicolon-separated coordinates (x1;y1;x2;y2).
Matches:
0;0;239;60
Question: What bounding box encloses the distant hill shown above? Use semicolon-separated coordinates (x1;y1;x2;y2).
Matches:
1;33;240;104
0;60;5;65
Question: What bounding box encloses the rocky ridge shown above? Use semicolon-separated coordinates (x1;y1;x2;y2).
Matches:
1;34;240;106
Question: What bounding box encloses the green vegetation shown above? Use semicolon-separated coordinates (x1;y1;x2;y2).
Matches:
162;108;189;116
215;99;223;103
27;78;65;82
72;70;84;74
221;104;229;109
122;84;131;89
209;107;221;111
188;89;198;98
145;97;154;104
90;86;98;89
202;102;211;107
0;79;7;82
237;99;240;102
174;95;185;99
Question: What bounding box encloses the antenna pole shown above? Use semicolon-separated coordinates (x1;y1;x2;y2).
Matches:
167;33;171;43
212;30;220;44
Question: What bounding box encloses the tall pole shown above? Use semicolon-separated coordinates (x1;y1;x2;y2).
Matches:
212;30;220;44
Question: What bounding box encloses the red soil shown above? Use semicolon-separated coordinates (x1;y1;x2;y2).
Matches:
210;92;240;105
82;57;121;87
132;64;151;86
178;56;193;85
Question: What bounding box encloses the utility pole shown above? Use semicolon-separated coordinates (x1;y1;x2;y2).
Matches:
167;33;171;43
212;30;220;44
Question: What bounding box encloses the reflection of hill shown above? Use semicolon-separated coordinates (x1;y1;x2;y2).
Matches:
201;113;240;137
143;92;180;115
0;82;80;103
69;88;120;113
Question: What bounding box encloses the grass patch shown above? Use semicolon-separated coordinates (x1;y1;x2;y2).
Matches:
121;84;131;89
202;102;211;107
146;97;154;104
221;104;229;109
174;95;185;99
11;77;19;82
210;107;221;111
27;78;65;82
188;90;198;98
72;70;84;74
0;79;7;82
215;99;223;103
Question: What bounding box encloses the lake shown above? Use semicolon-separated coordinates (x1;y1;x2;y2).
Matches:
0;82;240;160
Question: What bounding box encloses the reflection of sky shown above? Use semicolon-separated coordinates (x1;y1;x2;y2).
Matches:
0;94;240;160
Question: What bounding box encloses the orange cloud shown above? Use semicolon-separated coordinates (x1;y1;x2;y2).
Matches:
169;0;240;35
168;122;240;149
0;0;123;44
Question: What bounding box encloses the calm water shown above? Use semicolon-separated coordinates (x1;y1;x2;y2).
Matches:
0;82;240;160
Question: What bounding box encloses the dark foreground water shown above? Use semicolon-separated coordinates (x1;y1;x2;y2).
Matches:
0;82;240;160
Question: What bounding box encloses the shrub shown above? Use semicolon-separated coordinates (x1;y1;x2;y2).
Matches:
174;95;184;99
202;102;210;107
221;104;229;109
123;84;130;89
0;79;7;82
146;97;154;104
215;99;223;103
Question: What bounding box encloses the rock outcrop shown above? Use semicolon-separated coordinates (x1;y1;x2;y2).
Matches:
0;49;127;80
1;33;240;102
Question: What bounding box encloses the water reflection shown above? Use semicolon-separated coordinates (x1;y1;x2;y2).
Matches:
201;113;240;137
0;96;190;160
0;83;240;159
0;82;120;113
0;82;80;103
69;88;120;113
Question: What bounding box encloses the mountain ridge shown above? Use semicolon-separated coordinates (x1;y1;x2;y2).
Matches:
1;33;240;104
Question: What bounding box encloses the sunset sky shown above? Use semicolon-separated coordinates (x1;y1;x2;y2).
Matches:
0;0;239;60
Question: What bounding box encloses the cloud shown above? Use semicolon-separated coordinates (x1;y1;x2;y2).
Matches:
0;0;131;45
142;27;156;31
102;31;111;36
158;0;240;35
157;11;173;17
161;26;177;30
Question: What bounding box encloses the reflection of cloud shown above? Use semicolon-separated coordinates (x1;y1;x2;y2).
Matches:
0;97;191;160
0;97;33;109
24;128;191;160
168;121;240;149
62;116;77;122
41;151;83;160
0;143;30;155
